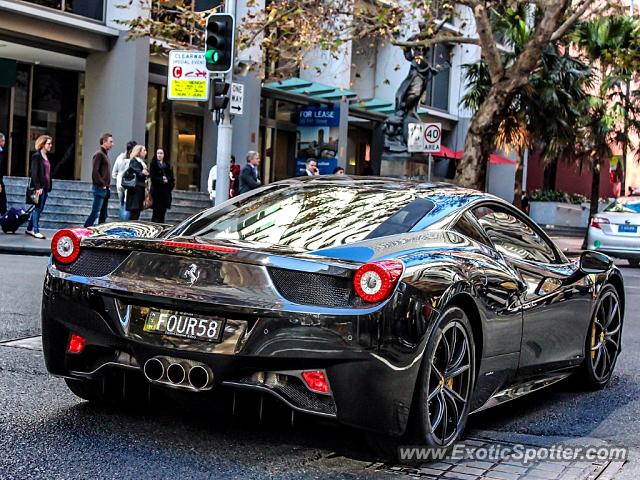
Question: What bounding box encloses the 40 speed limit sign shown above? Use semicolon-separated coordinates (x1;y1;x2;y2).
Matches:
423;123;441;153
407;122;442;153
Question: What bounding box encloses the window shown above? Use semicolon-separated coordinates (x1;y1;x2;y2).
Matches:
604;199;640;214
179;185;435;251
421;44;451;111
472;206;557;264
23;0;104;21
453;212;492;247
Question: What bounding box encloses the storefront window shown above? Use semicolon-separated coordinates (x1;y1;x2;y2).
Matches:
31;66;79;180
172;114;203;190
421;44;451;111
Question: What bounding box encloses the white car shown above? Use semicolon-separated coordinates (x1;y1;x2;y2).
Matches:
587;196;640;266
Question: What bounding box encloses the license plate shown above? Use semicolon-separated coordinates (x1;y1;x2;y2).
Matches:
144;310;224;343
618;224;637;233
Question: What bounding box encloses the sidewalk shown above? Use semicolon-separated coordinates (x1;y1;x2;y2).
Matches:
0;229;56;255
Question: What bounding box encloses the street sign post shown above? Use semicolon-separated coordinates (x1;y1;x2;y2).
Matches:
167;51;210;101
230;82;244;115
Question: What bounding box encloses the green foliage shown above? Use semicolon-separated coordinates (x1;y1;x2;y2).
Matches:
530;190;588;204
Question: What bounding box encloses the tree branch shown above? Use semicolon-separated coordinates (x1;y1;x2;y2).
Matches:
550;0;595;41
472;2;504;81
393;35;480;48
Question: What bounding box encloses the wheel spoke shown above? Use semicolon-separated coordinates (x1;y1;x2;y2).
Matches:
448;327;458;366
594;319;605;332
447;363;470;378
443;389;461;429
605;336;619;351
449;338;467;372
606;323;621;338
600;345;611;376
430;393;445;431
606;299;619;329
593;344;603;372
431;364;444;382
427;385;440;402
440;333;451;373
445;385;466;404
439;392;449;442
590;342;602;352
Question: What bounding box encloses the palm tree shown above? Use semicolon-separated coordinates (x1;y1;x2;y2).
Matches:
571;16;640;226
461;6;591;208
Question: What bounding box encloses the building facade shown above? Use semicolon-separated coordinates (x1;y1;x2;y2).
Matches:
0;0;517;199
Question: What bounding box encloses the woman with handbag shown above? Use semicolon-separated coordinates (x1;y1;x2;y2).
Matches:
125;144;149;220
26;135;53;239
149;148;175;223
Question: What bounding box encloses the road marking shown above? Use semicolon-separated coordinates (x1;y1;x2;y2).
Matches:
0;336;42;351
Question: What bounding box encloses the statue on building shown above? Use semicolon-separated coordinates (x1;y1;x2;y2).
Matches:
383;40;440;153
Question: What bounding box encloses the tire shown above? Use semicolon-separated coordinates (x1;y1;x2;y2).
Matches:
412;306;476;449
368;306;476;461
628;259;639;267
577;284;623;390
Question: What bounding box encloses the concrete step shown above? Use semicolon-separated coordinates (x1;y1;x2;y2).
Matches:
3;176;211;230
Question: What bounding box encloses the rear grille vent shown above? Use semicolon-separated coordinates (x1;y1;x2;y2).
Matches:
56;249;130;277
267;267;355;307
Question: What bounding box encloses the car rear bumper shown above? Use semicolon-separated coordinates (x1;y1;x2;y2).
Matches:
587;227;640;259
41;266;423;436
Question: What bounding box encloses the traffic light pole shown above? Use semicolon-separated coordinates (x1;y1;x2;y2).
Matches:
211;6;235;206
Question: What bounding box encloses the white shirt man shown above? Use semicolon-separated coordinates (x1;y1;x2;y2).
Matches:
207;165;217;201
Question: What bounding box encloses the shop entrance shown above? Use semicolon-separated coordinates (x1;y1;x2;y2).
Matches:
171;113;203;190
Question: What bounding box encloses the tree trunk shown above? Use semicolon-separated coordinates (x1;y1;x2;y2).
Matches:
513;148;524;210
543;161;558;191
582;156;601;249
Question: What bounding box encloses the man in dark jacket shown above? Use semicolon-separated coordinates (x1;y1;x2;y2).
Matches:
0;132;6;215
237;151;261;195
84;133;113;227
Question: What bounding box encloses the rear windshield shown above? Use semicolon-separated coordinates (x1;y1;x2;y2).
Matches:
177;185;435;250
604;198;640;213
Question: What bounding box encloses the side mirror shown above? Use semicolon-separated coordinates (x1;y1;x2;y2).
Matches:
580;250;612;274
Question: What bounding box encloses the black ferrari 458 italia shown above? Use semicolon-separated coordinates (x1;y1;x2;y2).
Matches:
42;177;624;449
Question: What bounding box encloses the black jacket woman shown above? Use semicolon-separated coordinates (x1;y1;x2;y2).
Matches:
149;148;175;223
26;135;53;239
125;144;149;220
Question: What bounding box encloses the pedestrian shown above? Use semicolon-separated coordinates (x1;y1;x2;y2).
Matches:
207;163;217;206
125;144;149;220
305;158;320;176
84;133;113;227
333;166;345;175
0;132;6;215
112;140;136;220
25;135;53;239
229;155;240;197
149;148;174;223
238;151;262;194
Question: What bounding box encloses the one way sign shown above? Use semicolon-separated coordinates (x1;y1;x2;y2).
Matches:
230;83;244;115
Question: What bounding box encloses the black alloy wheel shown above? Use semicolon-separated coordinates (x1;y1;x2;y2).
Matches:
416;306;475;448
580;285;623;389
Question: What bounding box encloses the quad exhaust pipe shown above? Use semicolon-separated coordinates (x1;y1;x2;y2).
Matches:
143;356;213;391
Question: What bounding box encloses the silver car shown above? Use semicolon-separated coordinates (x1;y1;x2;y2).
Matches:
587;196;640;266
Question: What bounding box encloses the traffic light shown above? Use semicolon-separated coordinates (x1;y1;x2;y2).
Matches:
205;13;234;73
211;78;230;110
210;78;230;124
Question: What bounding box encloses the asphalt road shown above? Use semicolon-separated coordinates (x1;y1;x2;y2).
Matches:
0;254;639;479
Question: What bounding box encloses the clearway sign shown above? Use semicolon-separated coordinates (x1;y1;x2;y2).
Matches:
168;51;210;101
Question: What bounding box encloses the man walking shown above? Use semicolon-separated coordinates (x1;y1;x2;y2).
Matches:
238;151;261;195
84;133;113;227
0;133;6;215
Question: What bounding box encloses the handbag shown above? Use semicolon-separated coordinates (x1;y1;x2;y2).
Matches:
25;183;40;205
121;167;137;189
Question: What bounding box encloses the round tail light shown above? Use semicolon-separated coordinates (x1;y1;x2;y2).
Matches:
51;228;93;264
353;259;404;303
